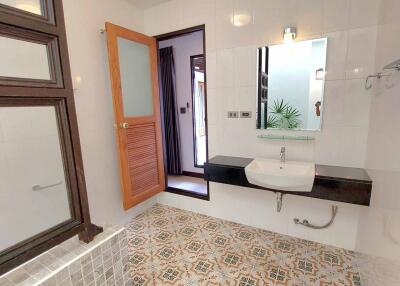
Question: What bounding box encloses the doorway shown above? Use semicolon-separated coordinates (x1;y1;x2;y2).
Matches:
156;26;209;200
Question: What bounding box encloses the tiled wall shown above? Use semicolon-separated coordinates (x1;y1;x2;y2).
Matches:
0;227;131;286
145;0;380;168
145;0;385;250
356;0;400;262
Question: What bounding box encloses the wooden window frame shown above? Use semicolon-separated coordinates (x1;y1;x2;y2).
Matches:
0;0;55;25
0;0;102;275
0;23;63;88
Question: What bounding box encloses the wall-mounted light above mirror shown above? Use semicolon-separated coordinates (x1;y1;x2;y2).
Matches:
256;38;328;131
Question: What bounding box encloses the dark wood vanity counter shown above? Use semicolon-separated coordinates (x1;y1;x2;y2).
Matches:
204;156;372;206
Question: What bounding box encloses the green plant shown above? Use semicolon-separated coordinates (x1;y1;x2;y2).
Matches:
266;115;279;128
268;99;301;129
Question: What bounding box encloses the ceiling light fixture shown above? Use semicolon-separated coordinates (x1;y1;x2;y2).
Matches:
231;13;252;27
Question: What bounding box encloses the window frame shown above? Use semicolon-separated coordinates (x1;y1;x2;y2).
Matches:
190;54;206;169
0;0;55;25
0;0;101;275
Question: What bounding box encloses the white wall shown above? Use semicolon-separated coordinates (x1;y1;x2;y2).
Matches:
62;0;157;227
355;0;400;261
144;0;382;250
159;31;204;173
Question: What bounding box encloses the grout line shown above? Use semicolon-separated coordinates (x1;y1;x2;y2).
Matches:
32;227;125;286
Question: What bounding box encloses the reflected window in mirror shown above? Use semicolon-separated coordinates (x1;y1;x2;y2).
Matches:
257;38;327;131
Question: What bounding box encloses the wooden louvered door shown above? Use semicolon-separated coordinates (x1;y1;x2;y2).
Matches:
105;22;165;210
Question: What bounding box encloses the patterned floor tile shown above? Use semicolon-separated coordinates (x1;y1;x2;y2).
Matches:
127;204;369;286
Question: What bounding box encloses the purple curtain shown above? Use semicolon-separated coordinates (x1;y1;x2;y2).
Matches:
159;47;182;175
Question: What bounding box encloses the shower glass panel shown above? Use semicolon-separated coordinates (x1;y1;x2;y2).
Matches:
0;106;71;251
117;37;153;117
0;35;51;80
0;0;43;15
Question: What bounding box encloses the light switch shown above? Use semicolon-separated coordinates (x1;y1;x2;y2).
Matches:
227;111;239;118
240;111;252;118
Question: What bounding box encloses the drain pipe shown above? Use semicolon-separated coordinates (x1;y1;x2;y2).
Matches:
294;206;338;229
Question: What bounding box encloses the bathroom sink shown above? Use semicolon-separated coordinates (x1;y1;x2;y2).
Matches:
244;158;315;192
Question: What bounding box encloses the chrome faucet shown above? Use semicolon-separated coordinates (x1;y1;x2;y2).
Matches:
280;147;286;163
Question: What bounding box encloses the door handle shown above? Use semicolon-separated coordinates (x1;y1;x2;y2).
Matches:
114;122;129;129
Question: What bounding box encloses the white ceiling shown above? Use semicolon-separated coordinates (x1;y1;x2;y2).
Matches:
128;0;171;9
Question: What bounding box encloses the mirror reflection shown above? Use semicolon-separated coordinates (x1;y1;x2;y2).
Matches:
0;0;43;15
257;38;327;131
0;106;71;251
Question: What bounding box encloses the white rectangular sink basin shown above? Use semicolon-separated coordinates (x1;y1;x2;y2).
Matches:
245;158;315;192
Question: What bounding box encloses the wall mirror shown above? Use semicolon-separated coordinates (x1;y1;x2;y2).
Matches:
256;38;327;131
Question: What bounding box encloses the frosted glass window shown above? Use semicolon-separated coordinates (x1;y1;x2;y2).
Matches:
0;106;71;251
118;37;153;117
0;35;51;80
0;0;42;15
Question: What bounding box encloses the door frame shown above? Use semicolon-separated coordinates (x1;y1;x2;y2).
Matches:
155;25;210;201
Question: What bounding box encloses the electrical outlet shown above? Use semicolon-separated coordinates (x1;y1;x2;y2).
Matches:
240;111;252;118
227;111;239;118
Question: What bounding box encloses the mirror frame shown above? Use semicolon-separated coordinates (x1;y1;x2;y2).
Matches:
256;38;328;131
0;0;102;275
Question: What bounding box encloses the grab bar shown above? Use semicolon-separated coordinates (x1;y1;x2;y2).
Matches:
32;181;63;191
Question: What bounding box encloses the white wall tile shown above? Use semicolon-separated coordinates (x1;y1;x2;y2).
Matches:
215;0;235;49
346;26;378;79
216;48;235;87
343;79;372;127
253;0;285;47
233;46;257;87
205;88;218;125
289;0;324;38
205;50;217;88
181;0;216;28
323;0;350;32
322;80;346;126
378;0;400;25
374;23;400;70
349;0;381;28
325;31;348;80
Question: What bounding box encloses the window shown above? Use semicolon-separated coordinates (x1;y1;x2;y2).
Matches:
191;55;206;167
0;0;101;275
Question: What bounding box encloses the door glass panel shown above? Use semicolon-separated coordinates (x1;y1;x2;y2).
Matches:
0;106;71;251
117;37;153;117
0;35;51;80
0;0;42;15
